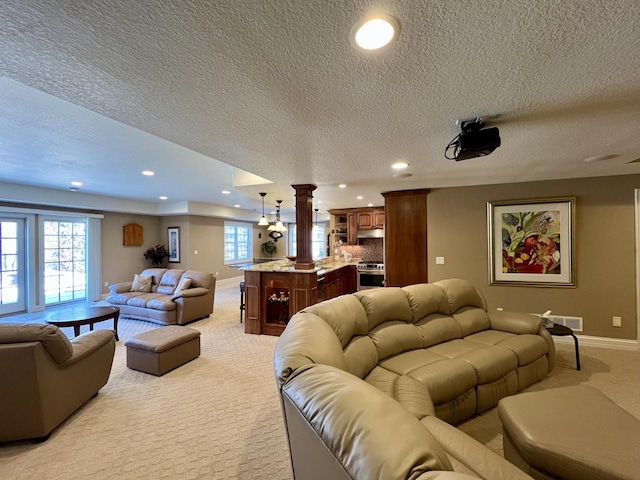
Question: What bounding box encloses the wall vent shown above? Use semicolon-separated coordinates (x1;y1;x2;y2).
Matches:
548;315;583;332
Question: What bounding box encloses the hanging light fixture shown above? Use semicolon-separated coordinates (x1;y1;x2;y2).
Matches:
313;208;319;230
257;192;270;226
267;200;288;232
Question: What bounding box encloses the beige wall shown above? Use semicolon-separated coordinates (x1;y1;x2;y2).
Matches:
101;212;162;294
427;174;639;340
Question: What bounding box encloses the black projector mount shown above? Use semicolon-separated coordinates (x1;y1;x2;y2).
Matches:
445;118;501;161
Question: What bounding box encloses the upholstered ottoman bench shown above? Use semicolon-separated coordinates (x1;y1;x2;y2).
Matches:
124;326;201;376
498;385;640;480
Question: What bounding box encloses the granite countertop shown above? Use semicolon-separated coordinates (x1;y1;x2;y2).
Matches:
240;258;360;274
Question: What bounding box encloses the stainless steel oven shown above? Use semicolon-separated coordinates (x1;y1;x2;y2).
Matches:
356;263;385;290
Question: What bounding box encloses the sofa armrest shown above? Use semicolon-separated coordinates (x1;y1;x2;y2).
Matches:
282;364;454;479
61;330;116;366
488;310;541;335
110;282;132;295
172;286;209;300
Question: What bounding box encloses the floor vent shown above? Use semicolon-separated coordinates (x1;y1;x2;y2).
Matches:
548;315;583;332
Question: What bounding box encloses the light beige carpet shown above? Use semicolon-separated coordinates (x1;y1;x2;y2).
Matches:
1;277;638;479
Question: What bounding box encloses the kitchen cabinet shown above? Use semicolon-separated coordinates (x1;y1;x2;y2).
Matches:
320;265;356;301
382;189;429;287
347;213;357;244
357;210;386;230
329;207;385;255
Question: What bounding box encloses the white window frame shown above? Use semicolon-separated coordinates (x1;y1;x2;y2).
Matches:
224;221;253;264
288;223;327;259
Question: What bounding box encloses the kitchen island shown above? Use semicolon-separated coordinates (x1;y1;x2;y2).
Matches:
242;259;357;336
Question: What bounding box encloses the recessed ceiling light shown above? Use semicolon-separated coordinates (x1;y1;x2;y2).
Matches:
234;204;241;208
142;170;155;176
317;200;323;204
339;184;347;189
159;196;168;200
368;203;374;207
71;181;83;187
351;14;400;51
393;173;412;178
357;196;363;200
222;190;230;194
392;161;409;170
583;154;618;163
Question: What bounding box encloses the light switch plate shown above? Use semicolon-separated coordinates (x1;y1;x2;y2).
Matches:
436;256;445;265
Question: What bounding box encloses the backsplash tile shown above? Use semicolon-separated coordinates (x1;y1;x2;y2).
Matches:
340;238;383;262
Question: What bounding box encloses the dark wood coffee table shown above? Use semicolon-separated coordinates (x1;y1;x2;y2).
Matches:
47;305;120;341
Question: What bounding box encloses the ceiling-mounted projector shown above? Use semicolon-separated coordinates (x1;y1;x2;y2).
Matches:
445;118;501;161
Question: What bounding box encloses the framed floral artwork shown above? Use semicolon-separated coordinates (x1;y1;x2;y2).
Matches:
487;197;575;287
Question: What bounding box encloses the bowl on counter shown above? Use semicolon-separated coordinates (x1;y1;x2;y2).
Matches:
285;255;296;262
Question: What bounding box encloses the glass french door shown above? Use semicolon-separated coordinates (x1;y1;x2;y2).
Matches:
0;218;26;315
43;219;87;305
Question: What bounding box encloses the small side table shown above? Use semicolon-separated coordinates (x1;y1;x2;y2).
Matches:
546;323;580;370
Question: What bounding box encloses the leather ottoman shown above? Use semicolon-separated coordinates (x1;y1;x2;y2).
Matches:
125;326;200;376
498;385;640;480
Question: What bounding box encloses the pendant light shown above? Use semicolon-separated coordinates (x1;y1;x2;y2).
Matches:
267;200;288;232
313;208;319;230
257;192;270;226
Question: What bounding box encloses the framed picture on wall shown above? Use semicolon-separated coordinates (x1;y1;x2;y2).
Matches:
487;197;575;287
167;227;180;263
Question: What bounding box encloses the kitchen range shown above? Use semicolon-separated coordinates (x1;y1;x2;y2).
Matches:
356;262;385;290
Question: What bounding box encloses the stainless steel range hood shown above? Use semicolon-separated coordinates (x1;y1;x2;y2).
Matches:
357;229;384;239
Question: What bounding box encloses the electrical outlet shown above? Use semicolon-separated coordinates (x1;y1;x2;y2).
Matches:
613;316;622;327
104;281;108;287
436;256;445;265
496;307;503;311
194;250;198;255
215;271;219;277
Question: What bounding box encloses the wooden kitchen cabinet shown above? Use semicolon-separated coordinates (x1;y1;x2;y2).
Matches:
373;211;386;229
357;210;385;230
382;189;429;287
320;265;356;301
347;213;358;244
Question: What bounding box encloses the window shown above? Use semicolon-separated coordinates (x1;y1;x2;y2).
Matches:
43;219;87;304
289;223;327;259
224;221;252;264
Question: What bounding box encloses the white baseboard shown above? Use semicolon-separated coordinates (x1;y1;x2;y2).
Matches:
552;334;638;351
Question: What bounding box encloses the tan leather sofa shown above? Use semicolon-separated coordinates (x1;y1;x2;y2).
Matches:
0;323;115;443
274;278;556;479
107;268;215;325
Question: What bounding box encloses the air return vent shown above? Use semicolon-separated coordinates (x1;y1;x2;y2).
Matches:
548;315;583;332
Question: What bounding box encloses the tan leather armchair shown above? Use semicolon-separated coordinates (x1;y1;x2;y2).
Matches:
0;323;116;443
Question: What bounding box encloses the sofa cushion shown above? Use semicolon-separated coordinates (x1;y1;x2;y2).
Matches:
131;274;152;293
0;323;73;363
453;307;491;337
356;288;413;330
404;358;478;405
435;279;487;314
343;335;378;378
369;321;425;361
106;291;146;305
416;314;463;348
303;295;368;347
140;268;168;285
183;270;215;290
146;296;178;311
126;292;166;308
495;334;549;366
403;283;450;321
456;345;518;384
157;269;186;294
365;366;436;419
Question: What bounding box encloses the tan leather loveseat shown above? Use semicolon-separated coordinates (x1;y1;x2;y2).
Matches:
0;323;115;443
274;278;555;479
107;268;215;325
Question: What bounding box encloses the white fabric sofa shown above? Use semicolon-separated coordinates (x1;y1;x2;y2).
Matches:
274;278;555;479
107;268;215;325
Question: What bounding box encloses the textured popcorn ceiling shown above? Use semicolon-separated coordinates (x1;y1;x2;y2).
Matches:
1;0;639;215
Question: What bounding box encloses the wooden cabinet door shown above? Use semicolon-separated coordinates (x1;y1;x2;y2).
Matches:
347;213;358;244
373;211;386;228
357;212;373;229
383;190;429;287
